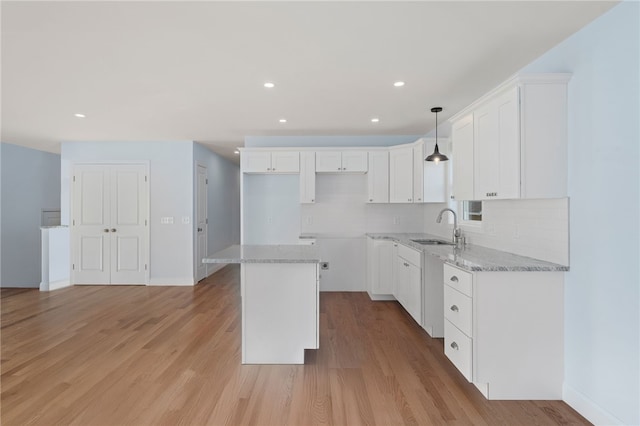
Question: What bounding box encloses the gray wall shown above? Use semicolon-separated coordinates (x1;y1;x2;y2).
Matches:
521;2;639;424
1;143;61;287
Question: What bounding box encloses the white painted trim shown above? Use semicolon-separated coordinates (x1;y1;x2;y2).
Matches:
366;292;395;301
563;383;624;426
48;279;71;291
148;277;195;286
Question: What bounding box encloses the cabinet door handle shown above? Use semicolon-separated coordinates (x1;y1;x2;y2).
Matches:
369;199;373;202
450;276;459;282
197;227;203;232
417;198;421;201
311;199;314;202
408;198;412;202
450;305;459;312
104;229;109;233
450;342;459;350
111;228;117;233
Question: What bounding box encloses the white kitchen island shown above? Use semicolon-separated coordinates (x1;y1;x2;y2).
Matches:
203;245;321;364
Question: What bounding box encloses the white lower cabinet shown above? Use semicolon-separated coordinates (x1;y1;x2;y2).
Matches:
395;244;422;325
366;238;395;299
443;263;564;400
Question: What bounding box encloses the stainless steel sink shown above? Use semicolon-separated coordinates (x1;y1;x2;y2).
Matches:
410;239;455;246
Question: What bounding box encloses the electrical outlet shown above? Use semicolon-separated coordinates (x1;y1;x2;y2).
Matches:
321;262;329;270
393;216;400;225
161;216;174;224
182;216;190;224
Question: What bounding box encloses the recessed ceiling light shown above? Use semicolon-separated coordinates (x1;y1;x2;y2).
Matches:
279;118;287;123
371;118;380;123
393;81;405;87
74;113;86;118
234;150;240;154
264;82;275;88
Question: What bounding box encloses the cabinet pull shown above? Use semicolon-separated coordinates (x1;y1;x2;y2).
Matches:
369;199;373;202
111;228;117;233
104;229;109;233
408;198;412;202
450;305;459;312
450;342;459;350
417;198;421;201
450;276;459;282
311;199;314;202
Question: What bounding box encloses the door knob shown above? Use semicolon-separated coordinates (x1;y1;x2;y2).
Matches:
110;228;116;232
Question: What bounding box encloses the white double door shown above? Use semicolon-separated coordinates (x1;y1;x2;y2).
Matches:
72;164;149;285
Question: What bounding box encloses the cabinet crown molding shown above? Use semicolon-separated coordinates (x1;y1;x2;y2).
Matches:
449;73;572;123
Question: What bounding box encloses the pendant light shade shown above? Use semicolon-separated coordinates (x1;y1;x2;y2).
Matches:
425;107;449;163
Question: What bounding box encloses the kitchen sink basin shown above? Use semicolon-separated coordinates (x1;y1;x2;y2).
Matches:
410;239;455;246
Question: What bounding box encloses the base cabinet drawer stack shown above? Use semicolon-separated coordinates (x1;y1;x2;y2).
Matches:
443;265;474;381
442;263;564;400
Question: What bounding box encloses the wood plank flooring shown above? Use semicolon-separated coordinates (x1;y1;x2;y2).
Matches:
1;265;589;425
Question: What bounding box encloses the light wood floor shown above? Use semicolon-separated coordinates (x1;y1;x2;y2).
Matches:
1;265;588;425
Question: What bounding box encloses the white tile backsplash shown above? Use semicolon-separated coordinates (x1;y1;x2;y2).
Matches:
300;174;426;235
425;198;569;265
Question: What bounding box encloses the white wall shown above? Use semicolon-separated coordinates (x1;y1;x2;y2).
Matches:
61;141;195;285
193;143;241;275
520;3;639;424
1;143;61;287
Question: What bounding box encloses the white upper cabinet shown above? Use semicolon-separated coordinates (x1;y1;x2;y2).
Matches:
413;143;425;203
422;139;448;203
450;73;570;201
473;87;520;200
367;151;389;203
242;150;300;173
452;115;474;201
389;145;414;203
316;150;368;173
390;139;447;203
299;151;316;204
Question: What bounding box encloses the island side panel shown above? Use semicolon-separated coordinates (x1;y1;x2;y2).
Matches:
241;263;318;364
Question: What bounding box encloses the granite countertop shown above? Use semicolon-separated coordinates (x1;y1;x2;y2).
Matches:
203;244;321;264
367;233;569;272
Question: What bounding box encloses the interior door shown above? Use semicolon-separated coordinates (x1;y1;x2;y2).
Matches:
109;165;148;285
196;164;208;281
72;165;111;284
72;164;148;285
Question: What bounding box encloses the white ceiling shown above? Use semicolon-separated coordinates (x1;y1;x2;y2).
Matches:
1;1;617;162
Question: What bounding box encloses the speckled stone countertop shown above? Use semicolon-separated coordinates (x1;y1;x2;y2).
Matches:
203;245;321;264
366;233;569;272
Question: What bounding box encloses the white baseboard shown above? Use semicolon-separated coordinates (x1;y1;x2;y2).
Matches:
563;383;624;425
148;277;195;286
366;292;396;301
48;279;71;291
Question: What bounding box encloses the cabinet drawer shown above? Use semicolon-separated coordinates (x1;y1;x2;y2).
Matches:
444;264;472;297
444;320;472;382
444;285;472;337
397;244;421;267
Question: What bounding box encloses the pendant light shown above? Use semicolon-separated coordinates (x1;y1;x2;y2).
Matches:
425;107;449;163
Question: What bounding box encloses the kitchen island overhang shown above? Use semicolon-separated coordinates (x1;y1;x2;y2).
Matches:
203;245;321;365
